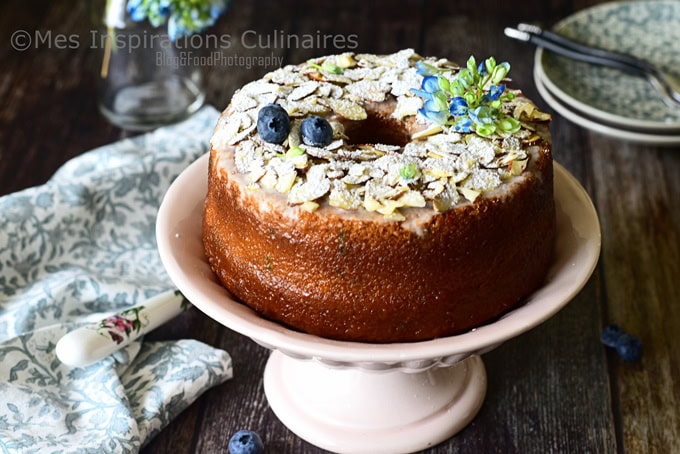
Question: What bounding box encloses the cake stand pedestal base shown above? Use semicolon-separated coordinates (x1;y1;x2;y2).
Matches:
264;351;487;454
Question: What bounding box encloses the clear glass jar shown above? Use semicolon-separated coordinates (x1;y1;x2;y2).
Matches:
96;0;205;131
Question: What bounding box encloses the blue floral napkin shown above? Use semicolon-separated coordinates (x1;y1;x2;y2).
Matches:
0;106;232;453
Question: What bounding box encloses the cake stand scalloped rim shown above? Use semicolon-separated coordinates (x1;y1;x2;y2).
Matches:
156;153;601;370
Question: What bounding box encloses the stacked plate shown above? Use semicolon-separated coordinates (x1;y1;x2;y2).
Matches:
533;0;680;146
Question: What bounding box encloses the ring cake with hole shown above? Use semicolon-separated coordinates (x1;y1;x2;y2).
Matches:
203;49;555;343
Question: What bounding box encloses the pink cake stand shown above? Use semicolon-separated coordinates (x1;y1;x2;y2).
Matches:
157;153;600;454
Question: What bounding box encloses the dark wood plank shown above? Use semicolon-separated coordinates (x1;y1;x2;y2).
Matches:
589;138;680;453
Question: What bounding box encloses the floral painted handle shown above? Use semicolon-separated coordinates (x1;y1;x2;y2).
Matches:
56;290;191;367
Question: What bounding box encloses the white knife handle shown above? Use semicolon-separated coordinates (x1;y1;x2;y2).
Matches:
56;289;190;367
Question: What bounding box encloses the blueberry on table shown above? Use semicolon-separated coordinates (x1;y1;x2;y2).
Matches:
257;103;291;144
615;333;643;362
228;430;264;454
600;324;643;361
600;324;624;348
301;115;333;147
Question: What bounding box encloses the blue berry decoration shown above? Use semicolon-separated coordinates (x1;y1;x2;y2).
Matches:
228;430;264;454
257;103;291;144
301;116;333;147
601;324;642;361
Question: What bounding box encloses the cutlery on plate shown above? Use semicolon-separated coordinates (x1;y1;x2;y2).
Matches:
504;23;680;109
56;289;191;367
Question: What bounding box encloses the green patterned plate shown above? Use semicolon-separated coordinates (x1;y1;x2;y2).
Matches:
537;0;680;131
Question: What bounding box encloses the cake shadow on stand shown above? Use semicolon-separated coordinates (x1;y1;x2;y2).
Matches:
156;154;601;454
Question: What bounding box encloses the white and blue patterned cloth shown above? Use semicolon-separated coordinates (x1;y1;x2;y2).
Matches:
0;107;233;453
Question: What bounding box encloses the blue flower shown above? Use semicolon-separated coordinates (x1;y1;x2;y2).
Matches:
125;0;230;40
454;117;472;133
411;75;443;101
127;0;147;21
412;75;451;124
411;88;432;100
146;1;170;26
419;100;448;125
159;0;171;17
210;0;226;19
477;62;487;76
449;97;468;116
468;106;495;126
422;76;440;93
168;15;184;40
487;84;506;101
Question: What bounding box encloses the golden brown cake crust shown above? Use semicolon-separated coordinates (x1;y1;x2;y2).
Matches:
204;142;554;342
203;50;556;343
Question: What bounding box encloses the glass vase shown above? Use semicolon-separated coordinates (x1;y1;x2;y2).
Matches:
96;0;205;131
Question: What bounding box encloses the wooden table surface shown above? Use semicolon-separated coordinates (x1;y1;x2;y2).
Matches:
1;0;678;452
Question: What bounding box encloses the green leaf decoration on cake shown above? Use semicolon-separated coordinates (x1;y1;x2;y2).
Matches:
412;56;548;138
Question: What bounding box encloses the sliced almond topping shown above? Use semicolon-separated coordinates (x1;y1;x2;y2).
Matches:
326;98;367;120
411;125;443;140
288;81;319;101
219;50;542;219
459;187;481;203
510;158;528;175
275;172;297;194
